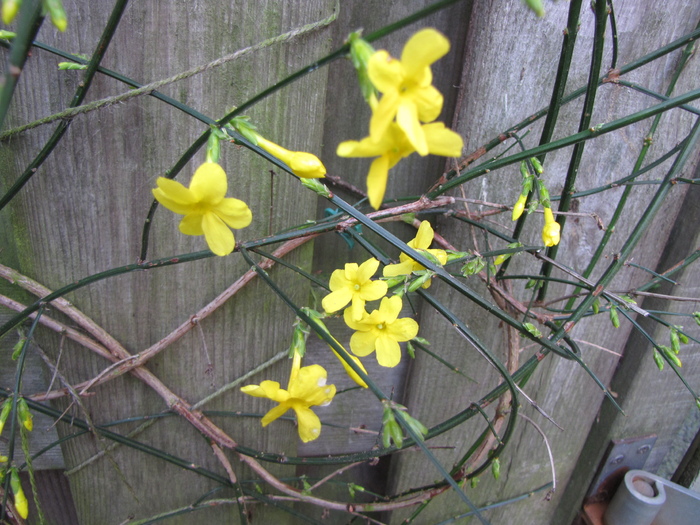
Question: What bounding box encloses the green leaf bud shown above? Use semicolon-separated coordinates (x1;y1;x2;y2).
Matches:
653;349;664;371
0;30;16;40
522;322;543;338
529;157;544;174
0;399;12;436
522;0;545;17
58;62;87;70
206;131;221;164
660;345;682;368
17;398;32;432
670;328;681;354
491;457;501;480
609;305;620;328
592;298;600;315
470;477;479;489
347;32;378;104
45;0;68;32
11;336;25;360
406;341;415;358
300;177;331;197
407;271;433;292
461;257;485;276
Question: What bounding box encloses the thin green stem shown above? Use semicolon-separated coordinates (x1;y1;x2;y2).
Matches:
537;0;610;300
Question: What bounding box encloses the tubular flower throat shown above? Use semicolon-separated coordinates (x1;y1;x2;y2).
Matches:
337;122;462;209
368;28;450;156
241;353;336;443
344;295;419;368
322;258;388;321
383;220;447;288
152;162;252;256
542;207;561;247
255;135;326;179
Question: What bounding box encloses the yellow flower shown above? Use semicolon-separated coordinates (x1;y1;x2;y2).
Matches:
368;28;450;155
241;353;336;443
344;295;419;368
383;221;447;288
542;207;561;247
255;135;326;178
322;258;388;321
337;122;462;209
512;193;528;221
152;162;252;256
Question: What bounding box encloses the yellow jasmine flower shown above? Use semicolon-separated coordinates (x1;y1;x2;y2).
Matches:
542;207;561;247
383;221;447;288
255;135;326;178
322;258;388;321
241;352;336;443
344;295;419;368
337;122;462;209
152;162;252;256
512;193;528;221
368;28;450;155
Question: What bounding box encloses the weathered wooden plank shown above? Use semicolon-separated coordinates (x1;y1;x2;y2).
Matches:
1;1;336;523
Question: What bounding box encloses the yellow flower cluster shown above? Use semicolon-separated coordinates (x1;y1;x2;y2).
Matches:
337;29;464;209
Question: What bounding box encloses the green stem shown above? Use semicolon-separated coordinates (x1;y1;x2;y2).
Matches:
537;0;610;300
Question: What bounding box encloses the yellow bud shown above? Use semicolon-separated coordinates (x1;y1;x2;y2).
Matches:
255;135;326;178
512;193;528;221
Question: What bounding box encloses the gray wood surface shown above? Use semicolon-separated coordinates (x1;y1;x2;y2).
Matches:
1;1;699;524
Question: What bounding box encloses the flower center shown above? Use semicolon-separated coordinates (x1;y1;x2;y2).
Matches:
377;323;384;330
354;284;361;291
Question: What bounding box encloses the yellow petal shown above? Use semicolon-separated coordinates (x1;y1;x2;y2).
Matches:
379;295;403;324
423;122;464;157
396;100;427;156
360;279;388;302
367;156;391;210
179;213;204;236
357;258;380;282
322;288;353;313
153;178;197;215
350;296;367;322
388;318;419;342
349;330;378;357
241;380;284;400
375;336;402;368
261;403;291;427
414;85;444;123
413;221;435;249
328;267;351;291
293;405;323;442
201;212;235;256
367;50;403;93
383;260;415;278
189;162;227;204
215;198;253;229
369;90;400;143
288;364;331;401
400;28;450;78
